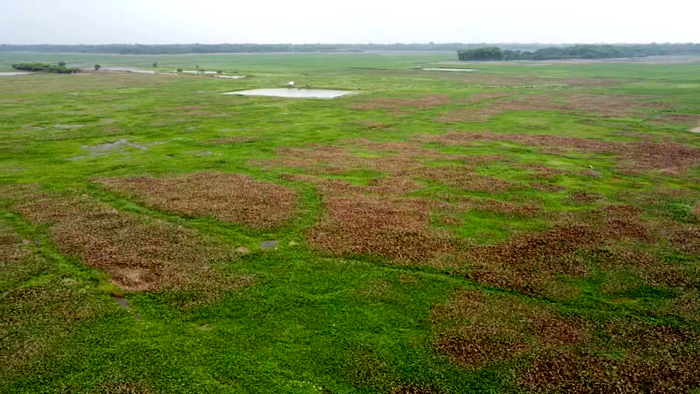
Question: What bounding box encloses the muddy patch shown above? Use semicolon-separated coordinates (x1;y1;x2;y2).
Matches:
99;172;298;229
224;88;355;99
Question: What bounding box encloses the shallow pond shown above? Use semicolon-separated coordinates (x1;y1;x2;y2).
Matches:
216;75;247;79
0;72;33;76
422;68;476;72
181;70;218;74
224;88;354;99
100;67;156;74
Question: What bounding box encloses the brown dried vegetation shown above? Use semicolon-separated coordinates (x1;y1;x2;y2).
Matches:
432;290;589;368
520;351;700;394
437;93;671;123
201;136;256;145
568;191;604;204
13;192;250;293
1;278;115;376
349;94;451;112
0;223;31;266
433;290;700;392
421;131;700;174
100;172;298;229
307;180;456;263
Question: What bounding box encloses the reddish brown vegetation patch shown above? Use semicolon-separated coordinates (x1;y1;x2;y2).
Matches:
100;172;298;229
461;92;514;104
418;165;519;193
259;140;509;194
516;163;568;179
441;195;541;217
13;192;250;293
433;290;700;392
437;93;671;124
568;191;604;204
1;278;115;375
454;204;662;295
349;94;450;112
421;131;700;174
520;351;700;394
94;382;154;394
201;136;255;145
390;385;442;394
655;113;700;124
0;223;30;266
432;290;589;368
307;182;456;263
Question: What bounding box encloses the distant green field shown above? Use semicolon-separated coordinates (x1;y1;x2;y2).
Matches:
2;53;700;393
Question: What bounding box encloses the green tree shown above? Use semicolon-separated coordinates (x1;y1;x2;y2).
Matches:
58;61;66;67
94;64;101;71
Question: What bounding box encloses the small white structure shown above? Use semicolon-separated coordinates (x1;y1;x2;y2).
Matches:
288;81;295;87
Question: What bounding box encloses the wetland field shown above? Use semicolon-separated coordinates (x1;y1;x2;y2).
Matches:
2;52;700;393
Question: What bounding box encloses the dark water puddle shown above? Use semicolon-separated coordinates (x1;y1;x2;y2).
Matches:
113;296;142;320
260;240;279;249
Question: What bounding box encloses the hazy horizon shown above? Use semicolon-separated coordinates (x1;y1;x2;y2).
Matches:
2;0;699;45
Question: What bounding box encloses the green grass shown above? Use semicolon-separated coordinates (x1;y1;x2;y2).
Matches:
2;52;700;393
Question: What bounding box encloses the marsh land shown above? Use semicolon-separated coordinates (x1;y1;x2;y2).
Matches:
2;52;700;393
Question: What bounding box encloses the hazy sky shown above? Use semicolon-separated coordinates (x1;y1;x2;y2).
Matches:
2;0;699;45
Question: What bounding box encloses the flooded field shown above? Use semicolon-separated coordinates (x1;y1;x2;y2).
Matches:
223;88;355;98
181;70;218;74
98;67;157;74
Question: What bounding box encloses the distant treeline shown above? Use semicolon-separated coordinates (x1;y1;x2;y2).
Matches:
12;62;79;73
457;43;700;61
0;43;554;55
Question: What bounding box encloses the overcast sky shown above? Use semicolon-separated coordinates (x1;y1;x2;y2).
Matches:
2;0;699;45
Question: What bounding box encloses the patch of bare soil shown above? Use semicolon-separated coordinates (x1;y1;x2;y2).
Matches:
99;172;298;229
420;131;700;174
13;192;251;294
